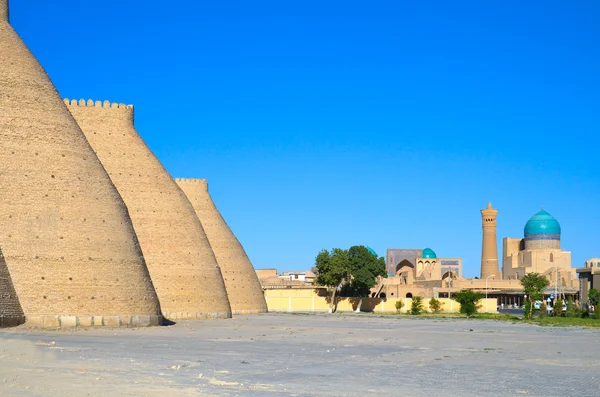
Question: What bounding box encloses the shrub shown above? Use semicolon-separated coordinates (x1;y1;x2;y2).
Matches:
565;298;581;318
539;301;548;317
554;298;564;317
429;298;442;312
410;296;424;315
453;290;484;317
395;300;404;313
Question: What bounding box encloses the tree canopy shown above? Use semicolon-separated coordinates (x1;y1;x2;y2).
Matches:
520;273;549;319
315;245;386;299
453;289;483;317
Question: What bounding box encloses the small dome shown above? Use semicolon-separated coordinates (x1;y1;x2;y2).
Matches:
524;209;561;237
366;246;377;256
422;248;437;259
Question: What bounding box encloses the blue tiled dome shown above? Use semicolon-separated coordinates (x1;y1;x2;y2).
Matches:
524;209;561;238
422;248;437;259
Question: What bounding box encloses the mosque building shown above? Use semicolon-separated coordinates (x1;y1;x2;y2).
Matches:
502;209;577;290
373;204;579;306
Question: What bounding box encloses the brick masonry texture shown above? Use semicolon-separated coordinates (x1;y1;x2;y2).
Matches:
176;179;267;314
66;100;232;320
0;248;25;327
0;0;162;327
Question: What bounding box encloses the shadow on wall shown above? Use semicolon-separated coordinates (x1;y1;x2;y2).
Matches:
320;292;381;313
0;248;25;327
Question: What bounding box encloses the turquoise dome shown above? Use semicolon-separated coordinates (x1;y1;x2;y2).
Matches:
422;248;437;259
524;209;561;237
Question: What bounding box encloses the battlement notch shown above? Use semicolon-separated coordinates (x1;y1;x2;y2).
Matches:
175;178;208;191
64;98;134;123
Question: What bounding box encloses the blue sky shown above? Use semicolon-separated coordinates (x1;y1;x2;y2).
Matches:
11;0;600;277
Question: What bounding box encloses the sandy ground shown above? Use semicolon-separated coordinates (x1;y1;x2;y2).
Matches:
0;313;599;396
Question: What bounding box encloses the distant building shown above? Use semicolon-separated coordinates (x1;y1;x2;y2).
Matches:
255;268;317;289
281;271;316;283
577;258;600;303
502;209;578;291
375;204;579;308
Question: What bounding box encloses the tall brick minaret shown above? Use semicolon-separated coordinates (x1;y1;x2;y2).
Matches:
480;202;499;279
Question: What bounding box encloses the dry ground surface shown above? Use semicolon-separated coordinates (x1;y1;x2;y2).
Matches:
0;313;599;396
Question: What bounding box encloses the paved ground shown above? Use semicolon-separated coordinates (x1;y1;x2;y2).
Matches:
0;313;599;396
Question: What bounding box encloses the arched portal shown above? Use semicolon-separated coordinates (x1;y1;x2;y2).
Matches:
406;293;413;298
396;259;414;274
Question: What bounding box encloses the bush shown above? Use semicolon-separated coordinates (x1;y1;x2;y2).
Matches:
410;296;424;315
429;298;442;312
453;290;484;317
565;298;581;318
539;301;548;317
554;298;564;317
395;300;404;313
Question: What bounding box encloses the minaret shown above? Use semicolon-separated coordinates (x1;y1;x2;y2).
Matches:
480;202;499;279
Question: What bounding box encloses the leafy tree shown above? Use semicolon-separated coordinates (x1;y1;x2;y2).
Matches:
453;290;483;317
341;246;387;312
589;288;600;307
429;298;442;312
410;296;424;315
395;300;404;313
315;245;386;313
520;273;549;319
314;248;350;313
589;289;600;319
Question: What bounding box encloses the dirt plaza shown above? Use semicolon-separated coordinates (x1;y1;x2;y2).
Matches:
0;313;599;396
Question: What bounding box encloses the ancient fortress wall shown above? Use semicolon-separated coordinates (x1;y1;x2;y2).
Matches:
0;248;25;327
0;1;162;327
66;100;232;320
176;179;267;314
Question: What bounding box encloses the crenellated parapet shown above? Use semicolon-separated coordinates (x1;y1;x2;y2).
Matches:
175;178;208;190
64;98;134;123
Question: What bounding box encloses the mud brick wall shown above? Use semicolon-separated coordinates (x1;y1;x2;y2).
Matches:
67;99;232;320
176;179;267;314
0;248;25;327
0;0;161;326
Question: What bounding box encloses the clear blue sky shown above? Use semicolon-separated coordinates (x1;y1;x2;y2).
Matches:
11;0;600;277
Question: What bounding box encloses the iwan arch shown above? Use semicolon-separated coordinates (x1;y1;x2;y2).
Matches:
0;0;266;327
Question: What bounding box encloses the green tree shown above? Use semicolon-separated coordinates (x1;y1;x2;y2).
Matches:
410;296;424;315
314;248;350;313
429;298;442;312
340;246;387;312
589;289;600;306
395;300;404;313
453;290;484;317
589;289;600;319
520;273;549;319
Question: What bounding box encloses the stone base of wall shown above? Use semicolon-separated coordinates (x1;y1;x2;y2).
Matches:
232;309;268;315
25;315;163;328
162;311;232;321
0;316;26;328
